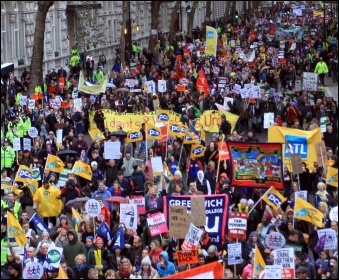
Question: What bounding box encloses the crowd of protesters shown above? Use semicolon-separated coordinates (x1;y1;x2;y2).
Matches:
1;1;338;279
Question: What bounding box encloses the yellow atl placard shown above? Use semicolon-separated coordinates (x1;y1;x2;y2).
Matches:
89;110;239;134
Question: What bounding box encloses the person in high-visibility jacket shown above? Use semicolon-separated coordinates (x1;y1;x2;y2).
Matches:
2;192;21;220
93;67;104;83
1;139;15;176
5;124;19;145
237;198;249;213
34;83;42;93
17;112;31;138
314;57;329;86
1;230;8;266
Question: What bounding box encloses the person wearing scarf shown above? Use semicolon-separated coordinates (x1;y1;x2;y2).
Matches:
145;184;163;212
72;254;90;279
116;258;135;279
88;237;110;276
315;182;334;208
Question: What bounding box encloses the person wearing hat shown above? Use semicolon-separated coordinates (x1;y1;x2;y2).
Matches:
19;149;33;168
167;170;186;196
63;229;86;268
286;101;300;127
87;237;109;276
256;212;273;242
55;224;70;248
89;160;104;191
1;138;15;177
297;253;316;279
247;199;261;234
138;256;159;279
33;178;63;228
295;266;308;279
17;110;31;138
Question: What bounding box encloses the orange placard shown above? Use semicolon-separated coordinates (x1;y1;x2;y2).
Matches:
176;55;182;61
31;94;39;101
58;77;65;89
218;141;230;160
176;250;199;266
177;84;186;92
61;101;70;108
38;92;44;99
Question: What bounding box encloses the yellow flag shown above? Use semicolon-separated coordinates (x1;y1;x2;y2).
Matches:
7;211;26;248
126;130;142;143
25;180;38;196
72;161;93;181
183;133;198;145
294;197;323;228
180;124;188;137
200;127;206;142
1;184;22;195
146;124;162;140
89;128;105;141
327;166;338;187
262;187;287;210
168;121;181;137
45;154;65;173
253;245;266;276
156;109;170;123
190;145;206;158
15;165;33;183
57;266;69;279
72;207;83;232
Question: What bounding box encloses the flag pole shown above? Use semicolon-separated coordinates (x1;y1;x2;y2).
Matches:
215;135;225;191
178;143;184;168
248;186;274;215
145;122;148;161
165;120;170;159
252;245;257;280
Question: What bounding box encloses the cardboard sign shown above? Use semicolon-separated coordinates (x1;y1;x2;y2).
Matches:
273;248;295;279
129;195;145;215
181;223;203;251
146;212;168;236
190;196;206;227
169;206;190;239
120;203;138;229
290;153;303;175
314;141;327;167
176;250;198;266
85;199;101;217
227;243;243;265
228;212;247;239
177;84;186;92
302;72;318;91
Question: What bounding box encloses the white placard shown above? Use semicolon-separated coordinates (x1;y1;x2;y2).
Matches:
74;98;82;112
146;81;155;93
47;245;63;268
224;97;234;106
120;203;138;229
56;129;63;144
233;84;242;91
295;191;307;201
104;141;121;159
181;223;204;251
317;229;338;250
72;87;78;99
302;72;318;91
240;88;248;99
273;248;295;279
20;96;28;106
125;79;138;88
320;116;327;132
253;86;260;98
227;243;243;265
23;138;31;151
151;156;164;175
28;127;38;138
158;80;167;93
85;199;101;217
261;265;283;279
265;232;286;249
28;99;35;109
329;206;338;222
23;262;44;279
13;138;21;151
264;113;275;129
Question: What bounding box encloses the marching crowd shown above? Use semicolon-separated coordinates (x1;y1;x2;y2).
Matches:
1;1;339;279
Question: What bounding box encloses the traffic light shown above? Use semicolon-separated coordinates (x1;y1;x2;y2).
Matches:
235;11;239;19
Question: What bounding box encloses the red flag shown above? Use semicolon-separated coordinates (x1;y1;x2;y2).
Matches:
176;61;185;80
196;68;209;96
269;25;276;36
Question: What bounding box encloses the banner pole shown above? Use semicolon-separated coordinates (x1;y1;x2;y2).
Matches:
248;186;273;215
165;121;170;159
215;135;225;191
178;144;184;167
145;122;148;160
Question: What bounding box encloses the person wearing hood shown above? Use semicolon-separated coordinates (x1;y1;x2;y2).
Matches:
63;229;86;268
156;251;176;278
195;170;211;195
215;173;228;194
50;214;69;240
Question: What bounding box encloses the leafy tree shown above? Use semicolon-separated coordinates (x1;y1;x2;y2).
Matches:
30;1;54;90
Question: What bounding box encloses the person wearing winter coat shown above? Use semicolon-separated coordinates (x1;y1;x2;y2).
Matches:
59;179;81;213
138;256;160;279
156;251;176;278
131;165;146;192
195;170;211;195
72;254;91;279
63;229;86;268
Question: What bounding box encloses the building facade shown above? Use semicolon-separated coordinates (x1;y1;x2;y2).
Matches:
1;1;246;77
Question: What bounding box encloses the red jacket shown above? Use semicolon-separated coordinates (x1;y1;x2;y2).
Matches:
98;205;110;226
286;106;299;122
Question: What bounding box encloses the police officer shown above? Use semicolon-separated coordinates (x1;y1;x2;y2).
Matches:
1;138;15;177
2;192;22;220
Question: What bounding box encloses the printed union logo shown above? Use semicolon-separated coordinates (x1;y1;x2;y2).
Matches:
48;249;61;263
207;31;214;38
186;134;193;140
8;225;22;237
19;170;32;179
267;194;282;206
285;135;308;158
170;125;180;132
149;128;160;136
158;114;169;121
47;162;55;168
129;132;141;139
295;208;307;217
193;147;204;155
181;126;187;133
32;170;39;179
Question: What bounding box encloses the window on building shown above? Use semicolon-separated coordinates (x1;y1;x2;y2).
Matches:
51;12;56;52
14;2;20;60
1;2;7;62
113;19;116;42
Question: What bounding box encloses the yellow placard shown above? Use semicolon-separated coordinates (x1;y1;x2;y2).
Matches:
205;26;218;57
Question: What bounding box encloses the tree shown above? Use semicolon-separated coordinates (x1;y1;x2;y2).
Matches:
168;1;180;44
187;1;199;38
119;1;129;68
148;1;163;54
223;2;231;25
30;1;54;90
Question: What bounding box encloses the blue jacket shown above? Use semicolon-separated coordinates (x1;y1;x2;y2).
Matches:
131;171;146;192
157;251;176;278
91;188;112;211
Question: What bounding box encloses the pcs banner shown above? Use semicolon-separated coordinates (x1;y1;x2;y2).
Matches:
89;110;239;133
227;141;284;189
163;195;229;250
268;126;322;170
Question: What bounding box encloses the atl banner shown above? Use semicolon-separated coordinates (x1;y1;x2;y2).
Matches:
227;142;284;189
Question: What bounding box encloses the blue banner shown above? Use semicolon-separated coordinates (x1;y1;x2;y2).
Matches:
163;195;229;250
96;222;113;242
29;213;49;233
112;227;125;249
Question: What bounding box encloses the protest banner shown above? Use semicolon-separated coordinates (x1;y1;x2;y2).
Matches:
176;250;199;266
265;232;286;249
129;195;145;215
294;197;323;227
85;199;101;217
168;205;190;239
78;70;108;94
268;126;322;170
181;223;204;251
190;196;206;227
104;141;121;159
164;195;229;250
327;166;338;187
317;229;338;250
262;187;287;210
227;141;283;189
227;243;243;265
273;248;295;279
146;212;168;236
205;26;218;57
228;212;247;239
120;203;138;230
